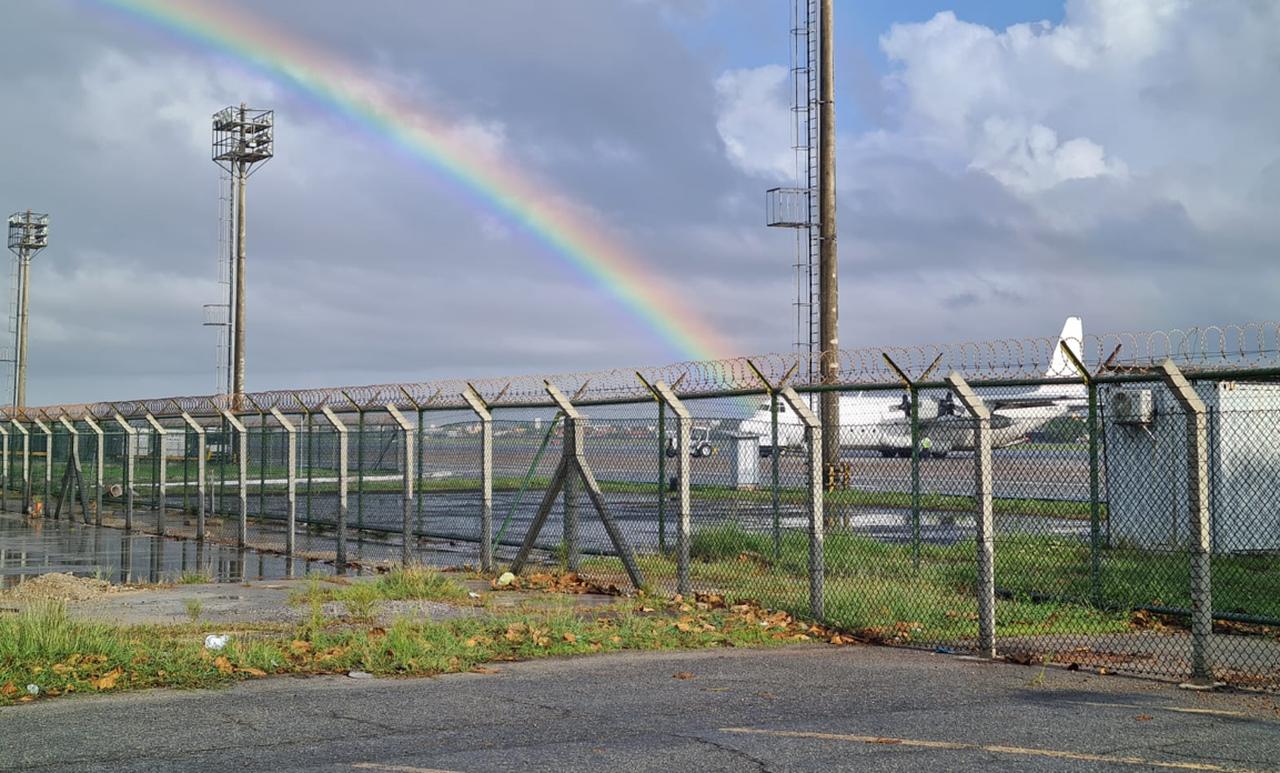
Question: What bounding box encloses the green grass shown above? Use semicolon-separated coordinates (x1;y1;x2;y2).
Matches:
586;524;1280;642
288;566;471;614
1;593;821;706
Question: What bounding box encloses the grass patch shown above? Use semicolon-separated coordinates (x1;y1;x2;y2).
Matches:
176;572;212;585
289;566;470;616
1;593;825;706
587;526;1280;642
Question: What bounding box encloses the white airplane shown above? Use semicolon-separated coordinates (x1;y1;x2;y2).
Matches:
740;317;1086;458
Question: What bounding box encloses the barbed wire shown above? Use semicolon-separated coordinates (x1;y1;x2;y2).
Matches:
9;321;1280;420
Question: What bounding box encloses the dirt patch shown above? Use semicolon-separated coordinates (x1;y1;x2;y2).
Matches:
2;573;119;602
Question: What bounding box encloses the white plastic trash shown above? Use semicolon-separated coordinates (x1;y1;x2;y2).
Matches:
496;572;516;587
204;634;229;651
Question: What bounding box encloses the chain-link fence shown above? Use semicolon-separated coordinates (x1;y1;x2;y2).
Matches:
6;322;1280;690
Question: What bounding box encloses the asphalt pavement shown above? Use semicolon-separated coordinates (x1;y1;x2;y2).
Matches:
4;645;1277;772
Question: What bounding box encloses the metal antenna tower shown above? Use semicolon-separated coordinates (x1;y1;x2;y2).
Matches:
766;0;820;382
6;211;49;408
211;103;273;409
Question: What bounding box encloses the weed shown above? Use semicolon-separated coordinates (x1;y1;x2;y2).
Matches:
184;599;203;623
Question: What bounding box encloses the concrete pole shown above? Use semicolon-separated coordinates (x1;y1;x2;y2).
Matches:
14;255;31;409
818;0;840;472
11;420;28;513
221;409;248;547
269;408;297;557
82;417;104;525
386;404;416;566
946;373;996;659
112;414;136;531
232;107;248;411
320;407;348;572
462;387;494;573
32;417;51;513
654;381;691;597
142;415;164;533
0;424;7;512
180;413;205;539
1159;359;1215;686
780;387;824;619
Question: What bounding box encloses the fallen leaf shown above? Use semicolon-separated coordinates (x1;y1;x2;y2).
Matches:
673;671;695;680
470;666;500;674
213;656;234;675
562;632;577;643
289;640;312;656
1;683;16;697
871;738;902;745
236;667;267;678
1136;714;1153;722
93;668;124;690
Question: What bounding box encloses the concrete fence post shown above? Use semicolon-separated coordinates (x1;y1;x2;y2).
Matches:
221;409;249;548
112;414;137;531
1159;359;1215;686
83;416;105;526
269;408;297;557
653;381;692;597
179;413;206;540
386;404;416;566
462;386;495;573
0;424;7;512
32;417;52;515
945;373;996;659
320;407;349;572
780;386;824;619
11;420;29;514
141;415;164;533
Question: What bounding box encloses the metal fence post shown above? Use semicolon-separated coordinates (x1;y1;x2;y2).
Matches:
654;381;692;597
946;373;995;659
462;387;494;572
1159;359;1215;686
179;413;205;540
269;408;297;557
141;415;164;533
780;386;823;619
32;417;52;515
320;407;348;572
112;414;137;531
387;404;415;566
56;416;87;524
1060;342;1103;607
11;420;29;514
221;409;249;548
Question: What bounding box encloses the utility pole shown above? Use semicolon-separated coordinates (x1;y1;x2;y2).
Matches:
818;0;840;472
212;104;273;409
7;211;49;408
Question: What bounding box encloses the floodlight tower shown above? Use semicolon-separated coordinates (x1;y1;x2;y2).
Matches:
7;211;49;408
212;103;273;408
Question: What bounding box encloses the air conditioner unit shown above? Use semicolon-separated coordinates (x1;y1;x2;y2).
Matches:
1111;388;1154;425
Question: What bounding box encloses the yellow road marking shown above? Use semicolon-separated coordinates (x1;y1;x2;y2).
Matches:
352;764;465;773
721;728;1269;773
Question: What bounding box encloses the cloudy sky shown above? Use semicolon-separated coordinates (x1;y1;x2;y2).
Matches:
2;0;1277;405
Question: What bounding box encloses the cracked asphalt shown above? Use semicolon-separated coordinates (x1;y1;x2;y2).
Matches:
3;645;1278;772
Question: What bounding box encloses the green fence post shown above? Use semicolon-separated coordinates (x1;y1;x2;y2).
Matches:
258;413;267;520
416;407;424;532
909;387;921;570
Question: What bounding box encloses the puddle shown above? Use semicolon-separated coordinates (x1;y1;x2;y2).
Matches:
0;513;336;587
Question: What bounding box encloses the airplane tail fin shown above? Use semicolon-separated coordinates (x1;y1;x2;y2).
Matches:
1044;316;1084;380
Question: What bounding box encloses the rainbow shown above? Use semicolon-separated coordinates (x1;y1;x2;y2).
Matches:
93;0;736;363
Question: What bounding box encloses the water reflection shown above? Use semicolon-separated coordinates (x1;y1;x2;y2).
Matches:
0;513;335;587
